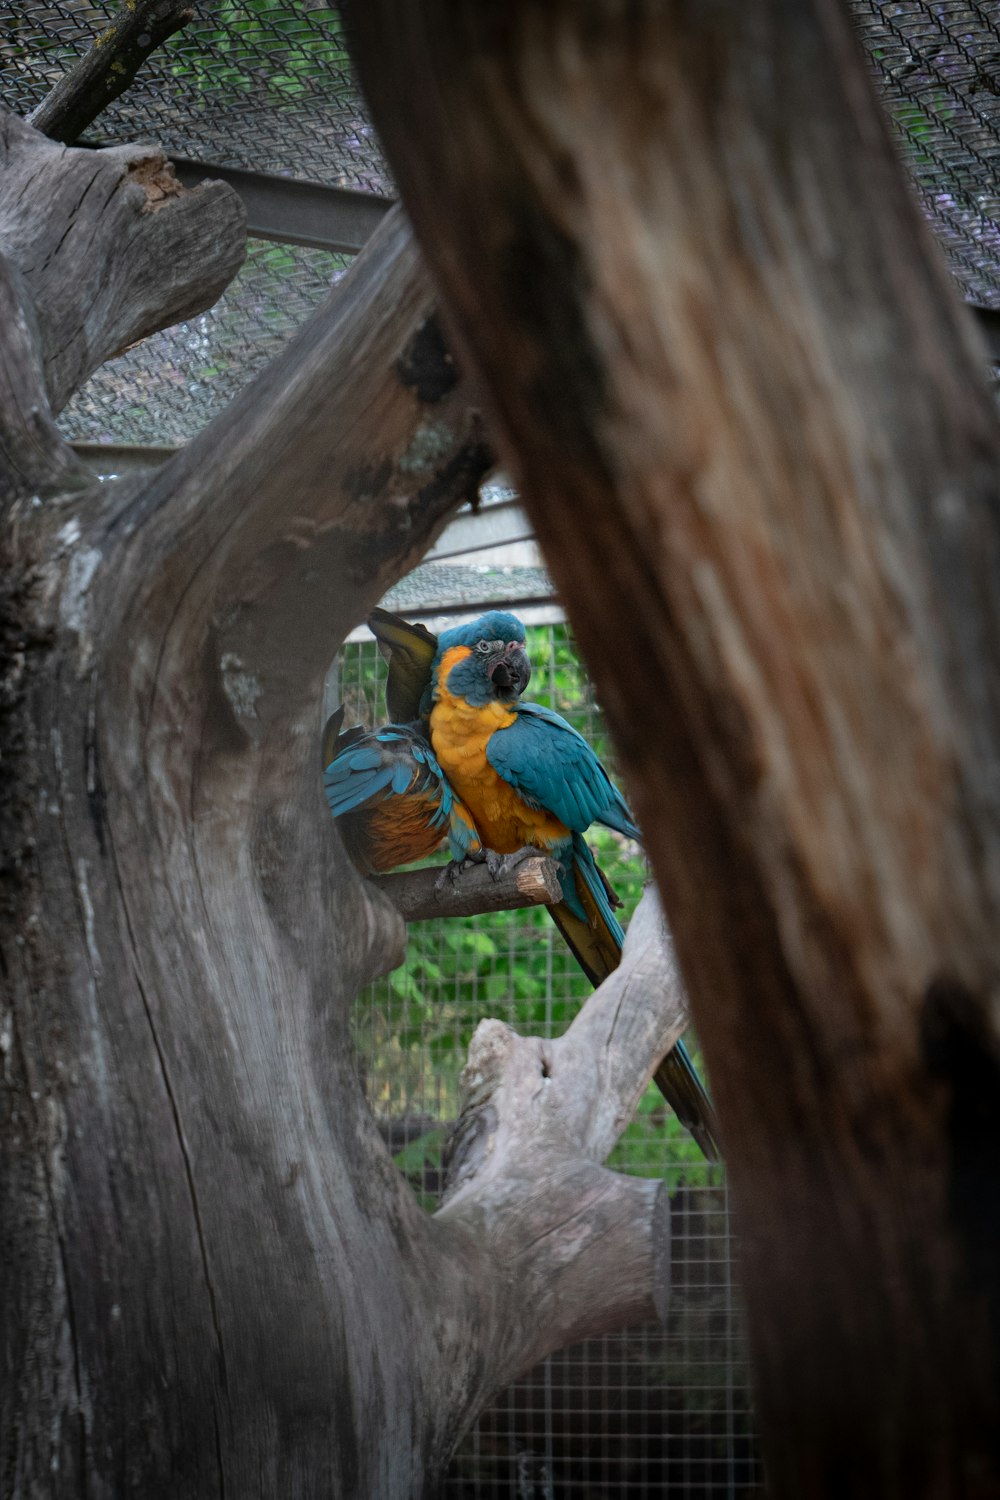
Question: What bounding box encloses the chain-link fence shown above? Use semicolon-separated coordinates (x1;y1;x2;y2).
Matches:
59;236;349;446
851;0;1000;306
4;0;390;191
9;3;1000;451
10;3;1000;309
340;624;763;1499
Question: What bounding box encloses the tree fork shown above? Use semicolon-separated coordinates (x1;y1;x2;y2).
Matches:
1;114;697;1496
347;3;1000;1494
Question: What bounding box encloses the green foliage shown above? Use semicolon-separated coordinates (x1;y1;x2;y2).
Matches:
391;1127;447;1213
167;2;351;103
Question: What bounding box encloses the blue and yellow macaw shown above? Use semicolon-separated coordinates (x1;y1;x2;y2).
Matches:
391;608;720;1162
322;707;480;874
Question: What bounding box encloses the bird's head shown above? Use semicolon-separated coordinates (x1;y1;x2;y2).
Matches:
432;610;531;706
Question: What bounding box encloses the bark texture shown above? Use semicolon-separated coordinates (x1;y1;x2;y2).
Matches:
373;850;562;919
0;110;245;423
348;4;1000;1496
2;118;689;1498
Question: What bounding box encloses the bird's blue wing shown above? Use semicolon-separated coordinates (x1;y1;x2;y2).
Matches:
485;701;639;839
324;720;479;870
323;726;423;816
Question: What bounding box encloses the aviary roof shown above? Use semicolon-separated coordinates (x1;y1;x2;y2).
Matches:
6;1;1000;448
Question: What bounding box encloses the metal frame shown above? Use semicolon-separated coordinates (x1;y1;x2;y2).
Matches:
171;157;393;254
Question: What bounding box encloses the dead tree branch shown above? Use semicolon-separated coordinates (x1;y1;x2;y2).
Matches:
438;887;680;1373
27;0;194;146
0;105;560;1496
0;109;245;437
0;96;707;1497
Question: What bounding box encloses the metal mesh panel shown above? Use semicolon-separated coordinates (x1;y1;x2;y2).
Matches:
4;0;391;193
849;1;1000;305
340;624;763;1498
59;236;349;447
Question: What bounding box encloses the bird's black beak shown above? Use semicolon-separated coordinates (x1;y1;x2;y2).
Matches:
489;646;531;697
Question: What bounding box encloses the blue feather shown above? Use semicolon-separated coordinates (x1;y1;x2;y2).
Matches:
325;763;396;816
347;746;383;771
486;701;640;841
569;834;625;938
324;715;482;873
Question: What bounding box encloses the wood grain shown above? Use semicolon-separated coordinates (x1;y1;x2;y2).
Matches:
348;2;1000;1493
0;113;683;1494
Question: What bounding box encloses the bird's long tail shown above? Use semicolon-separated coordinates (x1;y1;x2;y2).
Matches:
549;836;721;1162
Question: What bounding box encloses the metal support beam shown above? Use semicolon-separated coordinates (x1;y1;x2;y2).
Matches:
171;157;394;254
72;442;175;478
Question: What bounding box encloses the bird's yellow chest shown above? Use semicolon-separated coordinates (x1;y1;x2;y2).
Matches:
430;648;567;854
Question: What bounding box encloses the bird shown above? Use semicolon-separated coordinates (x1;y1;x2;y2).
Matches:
372;607;721;1161
322;706;481;875
368;607;438;724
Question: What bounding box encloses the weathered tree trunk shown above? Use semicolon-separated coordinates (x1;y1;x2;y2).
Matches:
1;112;695;1497
347;3;1000;1495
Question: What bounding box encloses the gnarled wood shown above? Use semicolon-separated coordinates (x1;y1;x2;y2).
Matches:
0;110;245;420
1;113;686;1495
439;886;681;1374
348;3;1000;1495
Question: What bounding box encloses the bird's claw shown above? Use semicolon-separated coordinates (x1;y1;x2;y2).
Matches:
485;845;539;882
434;854;482;893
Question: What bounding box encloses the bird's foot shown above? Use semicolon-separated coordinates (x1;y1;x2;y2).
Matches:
434;854;483;893
484;845;540;882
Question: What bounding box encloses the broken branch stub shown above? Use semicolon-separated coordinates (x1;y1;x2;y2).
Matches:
443;886;688;1194
0;110;245;418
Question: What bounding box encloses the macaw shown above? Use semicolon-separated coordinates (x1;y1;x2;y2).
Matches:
322;707;480;874
371;607;721;1162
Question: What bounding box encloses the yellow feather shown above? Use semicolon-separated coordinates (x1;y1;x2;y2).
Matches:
431;650;568;853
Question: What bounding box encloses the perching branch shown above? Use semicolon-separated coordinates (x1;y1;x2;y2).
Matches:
27;0;194;146
373;852;562;921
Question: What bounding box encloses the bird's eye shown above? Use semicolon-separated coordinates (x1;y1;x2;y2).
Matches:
476;639;504;655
